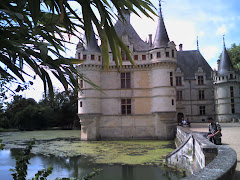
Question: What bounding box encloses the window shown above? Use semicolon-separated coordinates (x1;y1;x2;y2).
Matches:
198;76;204;85
170;72;173;86
177;91;183;101
134;55;138;60
78;53;81;59
142;55;146;60
176;76;182;86
121;50;128;61
172;99;174;105
199;90;205;100
157;52;161;58
121;72;131;88
199;106;205;115
91;55;95;60
98;56;101;61
230;74;233;79
121;99;131;115
83;55;87;60
80;101;83;107
80;79;83;88
166;52;169;57
230;87;235;114
150;54;153;59
172;49;175;57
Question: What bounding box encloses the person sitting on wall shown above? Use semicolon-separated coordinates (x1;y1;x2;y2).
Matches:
207;117;222;145
182;118;187;126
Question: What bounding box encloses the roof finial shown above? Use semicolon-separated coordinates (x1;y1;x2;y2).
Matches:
159;0;162;18
223;34;225;47
197;36;199;50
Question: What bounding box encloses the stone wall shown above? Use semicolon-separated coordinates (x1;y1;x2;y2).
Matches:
166;126;237;179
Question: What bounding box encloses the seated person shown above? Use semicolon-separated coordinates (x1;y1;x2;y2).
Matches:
207;117;222;145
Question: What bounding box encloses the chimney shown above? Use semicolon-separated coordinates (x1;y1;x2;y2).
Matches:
148;34;152;46
179;44;183;51
217;59;221;71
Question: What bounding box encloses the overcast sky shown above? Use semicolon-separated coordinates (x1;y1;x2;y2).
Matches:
20;0;240;101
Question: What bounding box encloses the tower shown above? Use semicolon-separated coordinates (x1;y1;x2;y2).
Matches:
213;37;240;122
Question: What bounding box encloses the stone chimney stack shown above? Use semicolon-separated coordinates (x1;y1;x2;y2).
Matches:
179;44;183;51
148;34;152;46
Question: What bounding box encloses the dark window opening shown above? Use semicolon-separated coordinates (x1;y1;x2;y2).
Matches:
172;49;175;57
91;55;95;60
83;55;87;60
177;91;183;101
176;76;182;86
198;76;204;85
80;101;83;107
142;55;146;60
121;99;131;115
200;106;205;115
157;52;161;58
166;52;169;57
199;90;205;100
121;72;131;89
134;55;138;60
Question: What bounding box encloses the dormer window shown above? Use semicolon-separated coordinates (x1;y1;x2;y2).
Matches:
198;76;204;85
78;53;81;59
134;55;138;60
83;55;87;60
91;55;95;60
176;76;182;86
157;52;161;58
142;55;146;60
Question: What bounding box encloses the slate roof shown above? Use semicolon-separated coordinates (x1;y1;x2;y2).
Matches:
218;45;234;75
114;13;150;52
177;50;213;79
152;6;170;49
83;27;101;52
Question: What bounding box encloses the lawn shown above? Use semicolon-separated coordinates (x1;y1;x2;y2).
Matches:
0;130;175;165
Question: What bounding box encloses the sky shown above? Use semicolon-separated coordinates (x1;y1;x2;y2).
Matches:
16;0;240;102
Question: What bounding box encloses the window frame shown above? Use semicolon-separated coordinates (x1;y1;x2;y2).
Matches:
121;72;131;89
121;99;131;115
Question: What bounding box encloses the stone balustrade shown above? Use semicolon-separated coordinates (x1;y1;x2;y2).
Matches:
165;126;237;179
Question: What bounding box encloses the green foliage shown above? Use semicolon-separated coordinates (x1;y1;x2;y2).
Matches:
10;140;36;180
0;0;156;100
0;139;5;150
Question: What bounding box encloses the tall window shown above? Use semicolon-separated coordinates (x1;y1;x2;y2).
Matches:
83;55;87;60
150;54;153;59
98;56;101;61
121;99;131;115
176;77;182;86
170;72;173;86
199;90;205;100
78;53;81;59
198;76;204;85
80;79;83;88
157;52;161;58
91;55;95;60
177;91;183;101
142;55;146;60
172;49;175;57
121;72;131;88
230;86;235;114
199;106;205;115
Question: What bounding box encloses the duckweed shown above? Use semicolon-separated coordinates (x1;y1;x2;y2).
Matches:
0;130;175;165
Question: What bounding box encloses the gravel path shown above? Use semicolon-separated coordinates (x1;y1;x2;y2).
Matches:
188;123;240;180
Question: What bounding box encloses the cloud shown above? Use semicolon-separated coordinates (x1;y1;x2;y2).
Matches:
216;25;227;36
201;46;220;61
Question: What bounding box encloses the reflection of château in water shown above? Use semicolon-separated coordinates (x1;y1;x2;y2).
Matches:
75;2;240;140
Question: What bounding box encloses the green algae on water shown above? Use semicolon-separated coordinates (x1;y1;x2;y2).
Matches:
0;130;174;165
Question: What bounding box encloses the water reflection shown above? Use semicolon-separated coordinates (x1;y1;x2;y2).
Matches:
0;149;184;180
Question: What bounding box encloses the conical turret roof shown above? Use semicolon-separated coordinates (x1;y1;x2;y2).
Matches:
84;25;101;52
152;2;170;49
218;38;233;75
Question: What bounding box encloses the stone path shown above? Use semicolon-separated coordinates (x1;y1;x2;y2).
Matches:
188;123;240;180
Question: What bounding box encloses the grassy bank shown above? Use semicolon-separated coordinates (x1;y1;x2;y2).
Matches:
0;130;175;165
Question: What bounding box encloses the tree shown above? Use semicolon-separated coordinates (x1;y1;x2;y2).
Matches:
226;43;240;70
0;0;156;100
